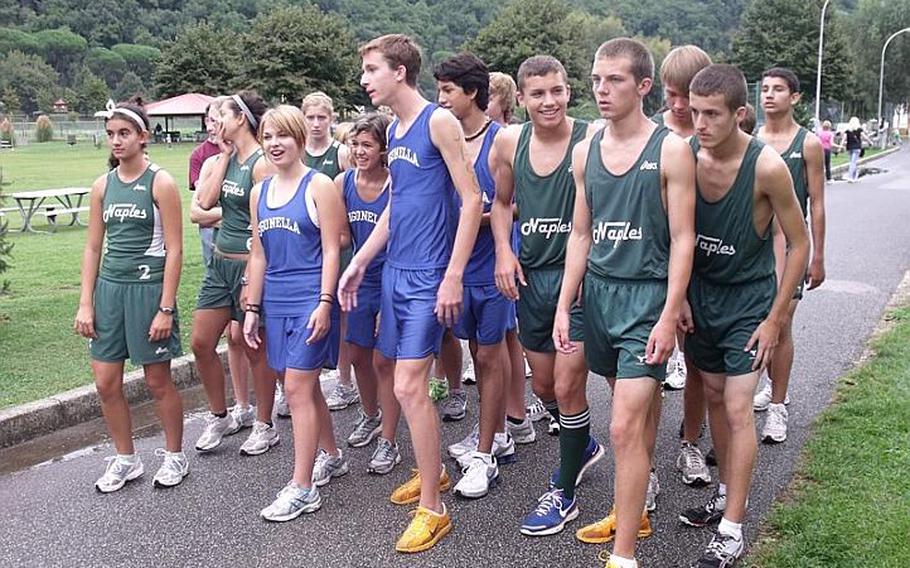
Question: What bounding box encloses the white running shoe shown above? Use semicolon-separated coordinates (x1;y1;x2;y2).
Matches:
447;423;479;459
152;449;189;488
456;431;515;468
95;454;144;493
761;403;789;444
274;383;291;418
508;417;537;444
526;396;548;422
367;438;401;475
676;442;711;486
260;483;322;522
547;415;560;435
664;355;687;390
346;409;382;448
645;470;660;512
326;383;359;411
239;421;280;456
453;453;499;499
195;411;242;452
312;449;350;486
753;381;791;412
229;403;256;428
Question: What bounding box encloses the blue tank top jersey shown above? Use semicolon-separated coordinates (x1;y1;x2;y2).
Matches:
386;104;457;270
460;122;501;286
258;170;323;317
342;169;389;285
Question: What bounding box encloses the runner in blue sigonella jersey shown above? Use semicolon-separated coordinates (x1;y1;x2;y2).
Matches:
243;105;350;522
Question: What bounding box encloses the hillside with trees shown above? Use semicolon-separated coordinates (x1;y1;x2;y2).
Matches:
0;0;907;122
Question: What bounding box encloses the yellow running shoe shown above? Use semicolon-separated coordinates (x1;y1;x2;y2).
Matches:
390;467;451;505
395;503;452;553
576;507;652;544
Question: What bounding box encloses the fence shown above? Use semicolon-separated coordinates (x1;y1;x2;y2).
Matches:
0;115;205;146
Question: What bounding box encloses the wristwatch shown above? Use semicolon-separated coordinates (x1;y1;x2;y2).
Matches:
158;306;176;315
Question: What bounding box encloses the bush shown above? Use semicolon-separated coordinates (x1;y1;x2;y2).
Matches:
0;116;14;146
35;114;53;142
0;191;12;294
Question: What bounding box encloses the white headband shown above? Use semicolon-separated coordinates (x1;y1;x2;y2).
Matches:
101;99;148;132
231;94;259;131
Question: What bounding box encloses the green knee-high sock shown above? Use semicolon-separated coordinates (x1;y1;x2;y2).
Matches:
557;407;590;500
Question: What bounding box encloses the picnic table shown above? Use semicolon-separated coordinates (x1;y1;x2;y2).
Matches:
9;187;91;233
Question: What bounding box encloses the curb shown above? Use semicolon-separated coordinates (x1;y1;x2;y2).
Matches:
0;347;226;449
830;146;900;176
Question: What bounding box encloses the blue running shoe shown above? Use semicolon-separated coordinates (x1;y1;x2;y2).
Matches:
548;435;606;489
520;488;579;536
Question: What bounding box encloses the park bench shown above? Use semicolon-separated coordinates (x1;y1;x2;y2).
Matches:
35;204;90;231
0;140;12;150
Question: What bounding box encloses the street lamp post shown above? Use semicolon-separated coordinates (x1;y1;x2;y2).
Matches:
814;0;831;131
878;27;910;145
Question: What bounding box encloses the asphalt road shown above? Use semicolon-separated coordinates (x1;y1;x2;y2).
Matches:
2;147;908;568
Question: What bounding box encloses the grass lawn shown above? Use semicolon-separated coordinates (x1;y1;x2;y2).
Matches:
745;305;910;567
0;142;205;408
830;146;887;168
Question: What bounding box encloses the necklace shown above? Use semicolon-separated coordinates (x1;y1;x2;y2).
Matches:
465;118;493;142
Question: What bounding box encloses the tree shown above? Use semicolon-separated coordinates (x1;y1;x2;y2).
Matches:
848;0;910;115
241;5;360;106
114;71;147;102
33;27;88;84
74;68;110;115
732;0;853;103
111;44;161;82
0;28;40;55
0;87;21;116
84;47;127;88
467;0;622;107
154;23;243;97
0;50;60;115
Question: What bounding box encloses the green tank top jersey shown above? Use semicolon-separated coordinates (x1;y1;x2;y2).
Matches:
514;120;588;269
100;163;166;283
305;141;343;179
585;125;671;280
215;148;263;254
780;127;808;217
691;137;774;284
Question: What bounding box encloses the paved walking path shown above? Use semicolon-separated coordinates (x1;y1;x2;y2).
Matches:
1;147;908;568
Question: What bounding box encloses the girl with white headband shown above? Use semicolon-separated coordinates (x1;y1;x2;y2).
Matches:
74;98;188;492
193;91;280;456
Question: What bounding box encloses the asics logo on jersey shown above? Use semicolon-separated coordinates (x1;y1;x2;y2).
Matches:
155;347;169;355
695;234;736;256
259;216;300;235
388;146;420;167
324;160;334;165
221;180;245;197
639;160;658;171
240;165;251;171
132;184;147;192
103;203;147;223
521;217;571;239
348;210;379;224
788;152;802;159
636;355;647;364
592;221;643;248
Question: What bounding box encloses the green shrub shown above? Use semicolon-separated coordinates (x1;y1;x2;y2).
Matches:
35;114;53;143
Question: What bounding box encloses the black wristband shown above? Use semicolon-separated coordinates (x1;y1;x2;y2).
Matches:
318;298;333;306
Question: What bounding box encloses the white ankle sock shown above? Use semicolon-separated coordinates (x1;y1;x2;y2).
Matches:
609;554;638;568
118;453;137;463
718;517;743;540
718;482;727;496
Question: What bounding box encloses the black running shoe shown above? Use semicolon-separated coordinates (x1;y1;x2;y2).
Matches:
679;490;726;527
